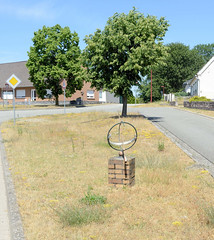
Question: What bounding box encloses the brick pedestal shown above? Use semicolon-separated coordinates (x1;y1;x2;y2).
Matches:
108;156;135;186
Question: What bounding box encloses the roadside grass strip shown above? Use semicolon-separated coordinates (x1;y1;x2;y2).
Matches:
1;112;214;240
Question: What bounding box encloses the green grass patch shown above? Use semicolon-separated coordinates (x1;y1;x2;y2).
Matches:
158;141;165;151
81;186;107;205
56;205;107;226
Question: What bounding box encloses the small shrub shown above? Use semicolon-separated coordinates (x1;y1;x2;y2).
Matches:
189;96;211;102
56;205;106;226
158;141;165;151
81;187;107;205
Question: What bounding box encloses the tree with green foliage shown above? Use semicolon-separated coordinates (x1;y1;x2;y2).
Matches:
83;8;169;116
151;43;205;94
139;77;162;103
27;24;83;105
193;43;214;63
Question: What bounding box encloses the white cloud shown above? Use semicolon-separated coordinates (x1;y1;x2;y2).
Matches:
0;0;56;20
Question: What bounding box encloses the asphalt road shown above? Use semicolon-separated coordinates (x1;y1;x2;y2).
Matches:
135;107;214;169
0;104;123;124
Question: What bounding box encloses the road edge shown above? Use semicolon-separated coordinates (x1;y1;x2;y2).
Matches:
142;115;214;178
0;128;25;240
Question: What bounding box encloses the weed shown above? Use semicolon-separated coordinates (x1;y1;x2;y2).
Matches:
158;141;165;151
70;136;75;152
56;205;106;226
81;186;107;205
204;205;214;226
17;126;23;136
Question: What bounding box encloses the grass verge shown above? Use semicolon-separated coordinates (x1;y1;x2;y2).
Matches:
1;111;214;239
182;107;214;118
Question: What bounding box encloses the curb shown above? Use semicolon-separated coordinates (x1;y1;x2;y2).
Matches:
143;115;214;177
0;128;25;240
174;106;214;121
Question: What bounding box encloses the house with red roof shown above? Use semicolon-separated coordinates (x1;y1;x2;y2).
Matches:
0;61;119;105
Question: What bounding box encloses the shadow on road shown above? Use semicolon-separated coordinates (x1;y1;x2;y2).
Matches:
146;116;163;122
111;114;145;119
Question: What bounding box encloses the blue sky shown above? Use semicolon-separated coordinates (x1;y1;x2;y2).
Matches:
0;0;213;63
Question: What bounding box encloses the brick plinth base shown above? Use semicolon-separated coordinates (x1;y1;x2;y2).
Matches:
108;156;135;186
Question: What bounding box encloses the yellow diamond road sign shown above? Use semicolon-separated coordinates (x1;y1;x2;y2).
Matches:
6;74;21;89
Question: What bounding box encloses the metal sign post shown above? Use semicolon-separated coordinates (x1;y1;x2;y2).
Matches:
6;74;21;125
5;83;9;109
13;89;15;125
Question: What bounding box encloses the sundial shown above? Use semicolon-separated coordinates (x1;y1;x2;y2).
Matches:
107;121;137;186
107;121;137;160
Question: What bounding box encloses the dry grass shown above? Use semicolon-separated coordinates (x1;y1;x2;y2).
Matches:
0;103;67;111
181;107;214;118
1;112;214;240
131;101;169;108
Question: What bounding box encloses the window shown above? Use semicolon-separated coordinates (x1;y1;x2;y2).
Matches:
87;90;94;99
16;89;25;98
2;91;13;100
31;89;36;101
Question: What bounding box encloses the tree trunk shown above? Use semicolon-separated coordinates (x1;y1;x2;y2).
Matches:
55;95;59;106
122;95;127;117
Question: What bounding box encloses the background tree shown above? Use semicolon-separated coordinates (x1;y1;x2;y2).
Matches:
151;43;205;94
139;77;162;102
83;8;169;116
27;24;83;105
193;43;214;63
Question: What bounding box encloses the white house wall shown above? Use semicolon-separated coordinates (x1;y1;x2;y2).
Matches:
99;90;119;103
99;90;106;102
199;62;214;99
106;91;119;103
190;57;214;99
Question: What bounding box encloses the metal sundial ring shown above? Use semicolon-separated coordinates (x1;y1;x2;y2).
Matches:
107;121;137;153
